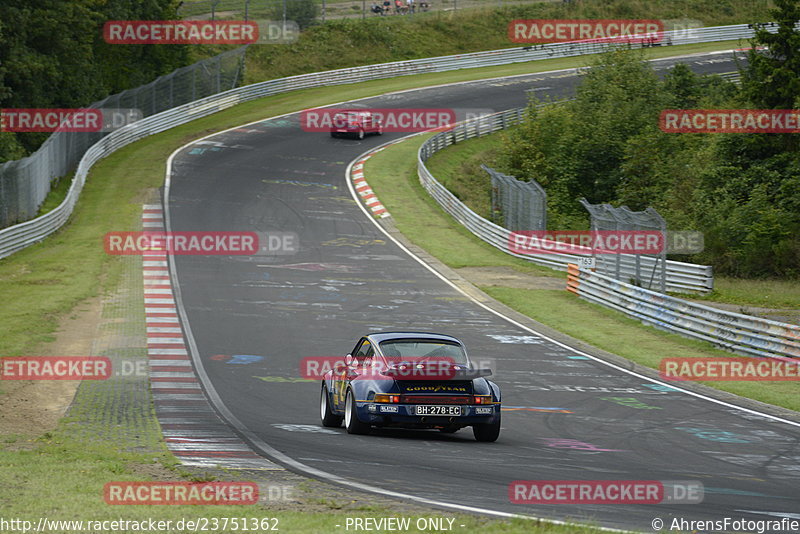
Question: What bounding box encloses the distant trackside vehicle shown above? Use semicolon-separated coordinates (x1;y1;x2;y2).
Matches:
329;110;383;139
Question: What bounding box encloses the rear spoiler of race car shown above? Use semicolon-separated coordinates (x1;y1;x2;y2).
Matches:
381;364;493;380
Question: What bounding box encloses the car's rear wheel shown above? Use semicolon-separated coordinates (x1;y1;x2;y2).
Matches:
344;389;370;435
473;414;501;442
376;124;383;136
320;384;343;427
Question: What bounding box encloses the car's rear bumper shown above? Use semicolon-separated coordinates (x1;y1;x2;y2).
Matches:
360;402;499;426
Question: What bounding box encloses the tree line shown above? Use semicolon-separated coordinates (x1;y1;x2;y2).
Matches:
0;0;189;162
502;0;800;278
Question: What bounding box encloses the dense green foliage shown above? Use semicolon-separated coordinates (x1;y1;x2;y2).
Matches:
268;0;320;30
742;0;800;108
501;1;800;278
1;0;773;162
0;0;189;160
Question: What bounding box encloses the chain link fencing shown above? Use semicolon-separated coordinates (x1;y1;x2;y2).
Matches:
418;108;713;293
579;199;667;293
483;164;545;231
0;47;246;229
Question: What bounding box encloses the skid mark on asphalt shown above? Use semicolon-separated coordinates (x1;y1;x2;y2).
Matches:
258;262;361;272
502;406;574;413
541;438;628;452
272;424;338;434
262;179;337;189
142;203;280;470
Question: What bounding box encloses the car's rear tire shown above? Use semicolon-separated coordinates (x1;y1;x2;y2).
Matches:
344;389;370;435
376;125;383;136
320;384;343;427
473;414;501;442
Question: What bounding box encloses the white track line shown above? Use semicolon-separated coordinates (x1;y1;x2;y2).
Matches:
161;56;786;530
344;134;800;430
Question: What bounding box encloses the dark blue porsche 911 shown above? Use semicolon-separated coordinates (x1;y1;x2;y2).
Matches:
320;332;501;442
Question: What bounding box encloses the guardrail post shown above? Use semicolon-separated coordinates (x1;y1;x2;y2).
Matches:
566;263;580;295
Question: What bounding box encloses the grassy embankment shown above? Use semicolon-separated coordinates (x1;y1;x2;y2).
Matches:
363;133;800;412
421;118;800;312
188;0;775;83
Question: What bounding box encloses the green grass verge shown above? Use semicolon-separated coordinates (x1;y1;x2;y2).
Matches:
690;277;800;311
36;173;74;217
425;133;506;220
1;434;600;534
368;132;559;276
363;134;800;413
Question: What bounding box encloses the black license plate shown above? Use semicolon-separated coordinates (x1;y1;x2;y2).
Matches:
415;405;462;416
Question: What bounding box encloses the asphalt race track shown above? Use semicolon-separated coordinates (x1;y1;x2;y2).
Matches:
165;51;800;531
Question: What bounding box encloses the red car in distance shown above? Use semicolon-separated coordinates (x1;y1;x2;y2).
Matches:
330;110;384;139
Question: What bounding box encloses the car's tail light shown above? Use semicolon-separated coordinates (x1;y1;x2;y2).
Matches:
374;394;400;403
473;395;492;405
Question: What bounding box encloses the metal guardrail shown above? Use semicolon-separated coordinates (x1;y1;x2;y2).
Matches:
417;109;714;293
580;199;667;293
0;23;759;261
567;264;800;360
0;48;246;229
484;164;547;231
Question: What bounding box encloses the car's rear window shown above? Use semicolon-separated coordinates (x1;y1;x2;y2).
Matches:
379;340;468;365
335;112;360;120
